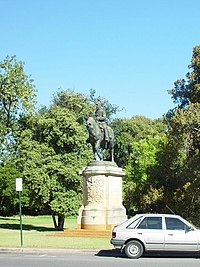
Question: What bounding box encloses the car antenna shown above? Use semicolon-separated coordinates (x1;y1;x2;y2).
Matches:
166;205;176;214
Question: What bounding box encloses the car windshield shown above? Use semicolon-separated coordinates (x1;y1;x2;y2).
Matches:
181;217;198;229
187;221;198;229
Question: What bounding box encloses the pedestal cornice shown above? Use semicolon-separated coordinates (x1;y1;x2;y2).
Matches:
79;161;125;177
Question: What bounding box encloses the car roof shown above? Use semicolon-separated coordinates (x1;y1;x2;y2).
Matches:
135;214;179;217
115;213;180;228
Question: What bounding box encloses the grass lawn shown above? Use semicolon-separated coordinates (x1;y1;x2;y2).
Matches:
0;215;112;249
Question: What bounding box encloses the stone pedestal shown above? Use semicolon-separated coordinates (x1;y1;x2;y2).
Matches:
77;161;127;230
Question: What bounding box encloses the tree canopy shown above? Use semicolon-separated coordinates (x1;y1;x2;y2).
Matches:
0;46;199;227
16;91;93;230
149;45;200;223
168;46;200;108
0;55;36;161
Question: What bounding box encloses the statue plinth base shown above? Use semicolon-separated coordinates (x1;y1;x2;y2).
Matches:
77;161;127;231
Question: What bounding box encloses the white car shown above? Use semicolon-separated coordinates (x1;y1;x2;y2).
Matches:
110;213;200;259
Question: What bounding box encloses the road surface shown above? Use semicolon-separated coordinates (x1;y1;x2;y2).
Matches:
0;249;199;267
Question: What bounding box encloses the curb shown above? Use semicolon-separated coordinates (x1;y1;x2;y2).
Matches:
0;247;100;254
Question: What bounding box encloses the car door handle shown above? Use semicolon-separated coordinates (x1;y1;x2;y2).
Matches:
168;234;173;236
137;233;143;235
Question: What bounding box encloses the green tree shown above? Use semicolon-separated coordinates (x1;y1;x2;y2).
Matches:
112;116;166;168
0;162;20;216
111;116;166;215
152;45;200;225
0;55;36;217
52;89;93;117
168;46;200;108
153;103;200;223
0;55;36;160
17;91;93;230
125;135;166;183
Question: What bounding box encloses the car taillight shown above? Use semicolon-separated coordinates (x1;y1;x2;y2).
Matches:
112;231;116;238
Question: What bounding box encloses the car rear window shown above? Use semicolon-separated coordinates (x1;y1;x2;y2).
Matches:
127;216;143;229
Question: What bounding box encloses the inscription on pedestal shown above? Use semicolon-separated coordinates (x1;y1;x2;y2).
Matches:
85;176;104;205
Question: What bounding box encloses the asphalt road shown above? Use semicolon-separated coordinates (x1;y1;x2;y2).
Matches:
0;250;199;267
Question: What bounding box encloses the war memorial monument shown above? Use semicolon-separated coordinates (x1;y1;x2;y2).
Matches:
77;99;127;231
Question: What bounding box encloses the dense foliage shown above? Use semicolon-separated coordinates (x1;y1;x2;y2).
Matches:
0;55;36;161
111;46;200;225
156;46;200;224
117;46;199;225
0;46;199;228
112;116;167;215
16;91;94;230
0;162;20;216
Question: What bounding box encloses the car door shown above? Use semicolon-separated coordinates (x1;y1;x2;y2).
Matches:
135;216;165;250
164;216;198;251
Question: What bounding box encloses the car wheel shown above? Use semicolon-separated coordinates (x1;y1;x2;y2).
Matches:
124;240;144;259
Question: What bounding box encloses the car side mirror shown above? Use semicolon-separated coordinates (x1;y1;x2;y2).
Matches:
186;226;194;232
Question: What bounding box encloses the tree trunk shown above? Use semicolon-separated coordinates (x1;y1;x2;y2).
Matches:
52;214;65;231
57;215;65;231
52;213;57;229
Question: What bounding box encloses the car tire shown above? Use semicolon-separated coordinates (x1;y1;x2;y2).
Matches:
124;240;144;259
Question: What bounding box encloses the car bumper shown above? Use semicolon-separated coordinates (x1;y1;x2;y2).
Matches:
110;239;125;249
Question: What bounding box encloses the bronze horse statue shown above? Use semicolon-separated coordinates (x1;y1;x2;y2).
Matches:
86;116;115;161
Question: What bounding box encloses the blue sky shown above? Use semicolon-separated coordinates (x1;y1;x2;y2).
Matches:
1;0;200;118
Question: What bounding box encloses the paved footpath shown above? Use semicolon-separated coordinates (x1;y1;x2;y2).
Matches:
0;247;101;254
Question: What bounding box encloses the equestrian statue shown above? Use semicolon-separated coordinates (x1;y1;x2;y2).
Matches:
86;98;115;162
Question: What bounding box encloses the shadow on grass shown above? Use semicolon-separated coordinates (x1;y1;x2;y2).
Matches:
0;217;19;221
0;223;55;232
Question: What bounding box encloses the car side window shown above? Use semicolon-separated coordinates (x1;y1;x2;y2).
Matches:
165;217;188;230
127;217;143;229
137;217;162;230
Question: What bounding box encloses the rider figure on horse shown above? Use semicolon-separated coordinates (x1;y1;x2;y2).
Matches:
95;98;109;146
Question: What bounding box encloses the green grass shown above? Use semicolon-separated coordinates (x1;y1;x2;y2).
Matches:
0;215;112;249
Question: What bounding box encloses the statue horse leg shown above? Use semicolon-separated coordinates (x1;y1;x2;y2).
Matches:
92;143;97;160
93;138;103;161
110;143;114;162
107;140;114;162
96;139;103;160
